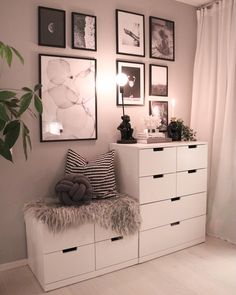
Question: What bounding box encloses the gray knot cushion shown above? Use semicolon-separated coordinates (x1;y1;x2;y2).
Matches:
55;174;93;206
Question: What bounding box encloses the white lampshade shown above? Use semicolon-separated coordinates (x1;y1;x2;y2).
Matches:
116;73;128;87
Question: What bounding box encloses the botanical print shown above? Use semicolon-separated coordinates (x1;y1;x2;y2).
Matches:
150;17;174;61
73;13;96;50
149;101;168;131
40;55;97;141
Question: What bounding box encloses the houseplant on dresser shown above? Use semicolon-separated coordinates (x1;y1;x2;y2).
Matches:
0;41;42;162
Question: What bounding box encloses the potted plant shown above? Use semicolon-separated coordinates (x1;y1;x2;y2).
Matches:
167;118;197;141
0;41;43;162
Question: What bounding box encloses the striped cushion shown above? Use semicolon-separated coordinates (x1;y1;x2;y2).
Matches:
65;149;117;199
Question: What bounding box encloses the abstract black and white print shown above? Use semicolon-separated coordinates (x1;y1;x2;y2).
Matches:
72;13;96;51
150;17;175;61
116;10;145;57
39;55;97;141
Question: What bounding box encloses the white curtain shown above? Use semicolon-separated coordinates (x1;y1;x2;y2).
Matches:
191;0;236;243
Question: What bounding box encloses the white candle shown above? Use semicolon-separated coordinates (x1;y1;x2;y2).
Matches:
171;98;176;118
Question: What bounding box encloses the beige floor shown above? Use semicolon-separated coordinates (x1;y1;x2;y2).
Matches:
0;236;236;295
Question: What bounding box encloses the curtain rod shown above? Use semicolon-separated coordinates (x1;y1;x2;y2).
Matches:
197;0;221;10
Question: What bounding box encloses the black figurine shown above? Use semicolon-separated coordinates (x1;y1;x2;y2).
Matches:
117;115;137;144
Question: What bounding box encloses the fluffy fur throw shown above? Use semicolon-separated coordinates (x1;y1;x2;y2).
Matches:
24;194;141;236
55;174;93;206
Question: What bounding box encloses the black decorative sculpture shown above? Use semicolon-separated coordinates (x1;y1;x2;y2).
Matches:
116;73;137;144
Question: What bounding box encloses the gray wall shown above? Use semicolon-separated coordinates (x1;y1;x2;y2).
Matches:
0;0;196;264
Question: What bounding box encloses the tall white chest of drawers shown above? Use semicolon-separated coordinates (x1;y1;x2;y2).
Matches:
110;141;208;262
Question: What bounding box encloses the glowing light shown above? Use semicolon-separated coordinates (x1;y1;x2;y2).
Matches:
116;73;128;87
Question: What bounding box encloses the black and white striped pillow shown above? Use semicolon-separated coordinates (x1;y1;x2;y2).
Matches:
65;149;117;199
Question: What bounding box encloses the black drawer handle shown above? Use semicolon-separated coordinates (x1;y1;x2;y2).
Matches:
188;145;197;149
171;197;180;202
153;174;164;179
153;147;164;152
111;236;123;242
188;169;197;174
62;247;77;253
170;221;180;226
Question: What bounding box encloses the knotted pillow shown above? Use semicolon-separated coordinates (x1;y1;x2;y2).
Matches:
55;174;93;206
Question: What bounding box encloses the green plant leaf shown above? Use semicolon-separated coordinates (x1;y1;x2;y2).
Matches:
22;87;32;92
0;103;10;122
5;98;20;108
18;92;33;116
11;46;24;64
0;119;6;131
4;120;21;148
0;90;16;101
5;45;13;67
34;94;43;114
34;84;42;92
26;134;32;150
22;123;31;160
0;139;13;162
3;120;20;135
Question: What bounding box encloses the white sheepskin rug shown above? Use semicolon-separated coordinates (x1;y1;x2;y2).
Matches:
24;194;141;236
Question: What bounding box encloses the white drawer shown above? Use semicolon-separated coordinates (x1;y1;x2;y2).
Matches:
139;147;176;176
139;215;206;258
139;173;176;204
177;169;207;196
95;225;118;242
44;243;95;283
140;192;207;231
41;223;94;254
177;144;207;171
95;234;138;270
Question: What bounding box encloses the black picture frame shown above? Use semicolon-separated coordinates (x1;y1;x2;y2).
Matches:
39;54;97;142
149;101;168;131
149;16;175;61
116;9;145;57
149;64;168;96
116;60;145;106
72;12;97;51
38;6;66;48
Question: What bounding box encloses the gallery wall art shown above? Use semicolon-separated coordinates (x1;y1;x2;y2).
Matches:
72;12;97;51
116;9;145;57
39;54;97;142
116;60;145;106
38;6;66;48
150;16;175;61
149;64;168;96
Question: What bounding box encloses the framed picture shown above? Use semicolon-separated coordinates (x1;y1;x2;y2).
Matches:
72;12;97;51
39;54;97;142
149;101;168;131
116;9;145;57
38;6;66;48
149;64;168;96
149;16;175;61
117;60;145;106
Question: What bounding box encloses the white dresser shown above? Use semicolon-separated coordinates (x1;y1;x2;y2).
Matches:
110;141;208;263
25;141;207;291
